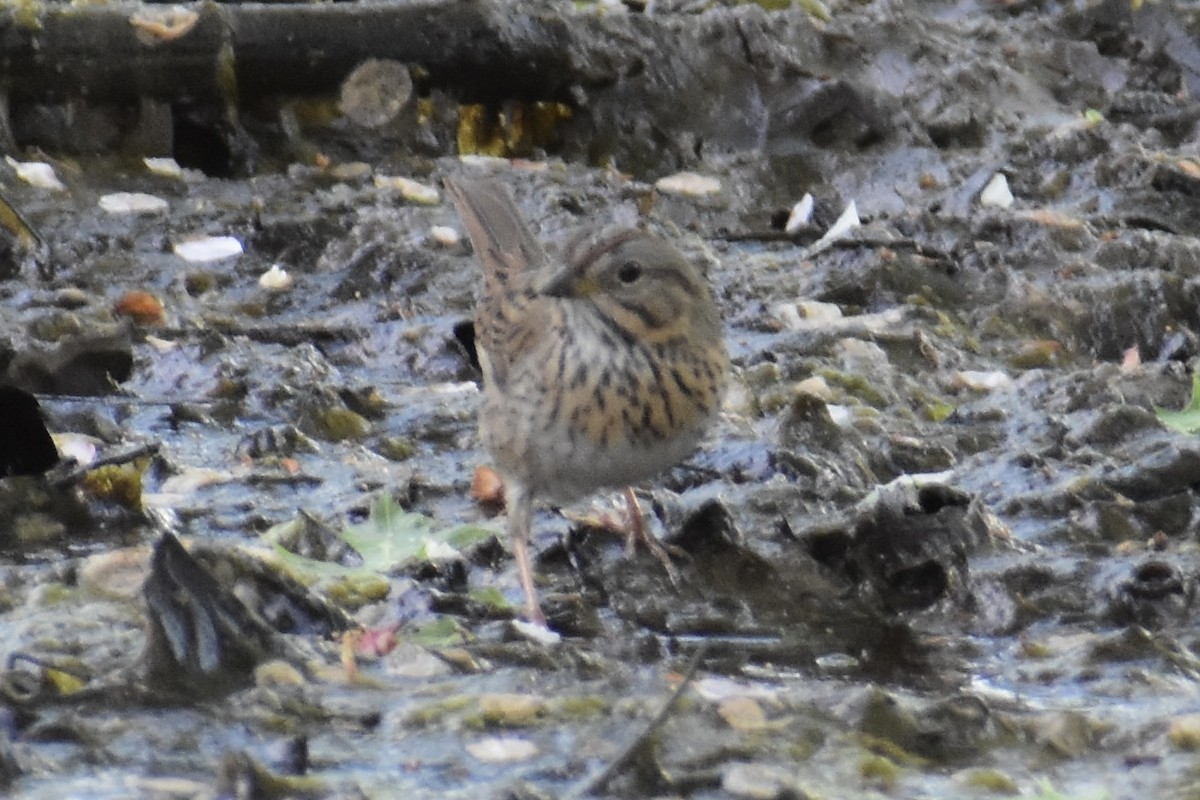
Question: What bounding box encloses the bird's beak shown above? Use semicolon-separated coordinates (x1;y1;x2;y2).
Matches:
535;266;598;298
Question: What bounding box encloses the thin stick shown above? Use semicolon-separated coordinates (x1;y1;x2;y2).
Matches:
48;442;161;488
564;642;707;799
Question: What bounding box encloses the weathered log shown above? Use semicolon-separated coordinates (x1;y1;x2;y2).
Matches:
0;1;577;105
0;1;852;173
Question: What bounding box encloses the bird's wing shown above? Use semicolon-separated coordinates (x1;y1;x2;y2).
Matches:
444;178;550;296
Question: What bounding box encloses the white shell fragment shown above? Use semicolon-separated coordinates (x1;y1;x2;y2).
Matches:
457;154;509;168
429;225;461;247
465;736;540;764
655;171;721;197
980;172;1014;208
773;300;843;330
802;200;860;258
144;335;179;354
950;369;1013;392
693;676;783;703
826;404;854;427
6;157;66;191
723;763;798;800
814;652;861;670
173;236;243;263
510;619;562;645
98;192;169;215
258;264;294;292
784;192;814;234
329;162;372;181
129;5;199;44
824;200;860;241
373;175;440;204
143;157;185;179
51;433;97;466
419;539;461;561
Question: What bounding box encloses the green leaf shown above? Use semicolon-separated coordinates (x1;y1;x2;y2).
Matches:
446;523;498;550
1028;778;1111;800
1156;374;1200;434
267;495;500;586
409;616;469;648
467;585;513;612
340;494;438;572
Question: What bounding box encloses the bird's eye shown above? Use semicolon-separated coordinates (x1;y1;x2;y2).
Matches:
617;261;642;284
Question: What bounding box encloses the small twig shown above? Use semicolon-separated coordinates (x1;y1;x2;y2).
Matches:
717;230;955;265
155;323;360;346
824;236;956;263
6;651;91;681
48;442;161;488
717;228;820;245
564;643;707;799
36;393;213;407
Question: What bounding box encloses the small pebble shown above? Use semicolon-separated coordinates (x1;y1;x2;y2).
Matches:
143;157;184;179
429;225;461;247
258;264;294;292
99;192;169;215
173;236;244;263
7;157;66;191
339;59;413;128
113;290;166;325
655;171;721;197
373;175;439;204
980;172;1014;208
471;464;505;504
53;287;89;309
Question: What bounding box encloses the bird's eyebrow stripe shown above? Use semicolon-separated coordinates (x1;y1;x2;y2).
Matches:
568;228;645;268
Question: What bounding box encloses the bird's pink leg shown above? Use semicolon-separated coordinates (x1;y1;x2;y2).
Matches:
507;484;546;625
622;486;681;585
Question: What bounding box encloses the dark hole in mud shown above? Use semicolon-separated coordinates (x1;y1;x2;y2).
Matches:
452;320;480;372
7;336;134;396
804;528;858;578
885;560;949;611
174;110;238;177
0;386;58;477
411;557;470;594
916;485;969;515
671;498;741;553
1126;560;1185;600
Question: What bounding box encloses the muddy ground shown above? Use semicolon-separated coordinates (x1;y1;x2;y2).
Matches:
2;0;1200;798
